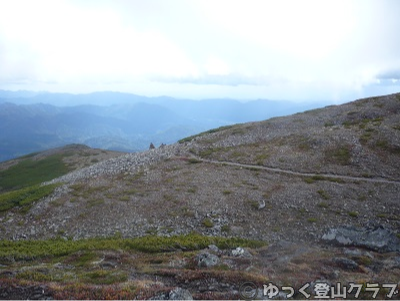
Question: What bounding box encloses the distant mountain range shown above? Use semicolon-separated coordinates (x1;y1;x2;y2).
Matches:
0;90;325;161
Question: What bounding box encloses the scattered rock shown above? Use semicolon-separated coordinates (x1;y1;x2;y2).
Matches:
232;247;244;256
195;252;220;268
0;285;51;300
343;248;363;257
100;261;118;269
386;256;400;270
169;287;193;300
231;247;252;258
44;144;180;187
322;225;400;252
332;257;359;271
258;200;266;210
149;292;167;300
149;143;155;150
208;244;220;254
0;270;16;278
150;287;193;300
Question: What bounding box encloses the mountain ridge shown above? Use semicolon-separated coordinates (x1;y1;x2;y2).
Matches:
0;90;327;161
1;92;399;240
1;92;399;299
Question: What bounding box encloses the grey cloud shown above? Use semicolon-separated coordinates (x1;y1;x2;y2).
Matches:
153;74;273;87
377;69;400;80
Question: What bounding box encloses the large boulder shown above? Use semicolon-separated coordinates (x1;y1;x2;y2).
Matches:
195;251;220;268
150;287;193;300
322;225;400;253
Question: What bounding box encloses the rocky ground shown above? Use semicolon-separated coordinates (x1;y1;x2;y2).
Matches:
0;93;400;299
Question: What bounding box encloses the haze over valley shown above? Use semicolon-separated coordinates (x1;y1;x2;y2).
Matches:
0;90;322;162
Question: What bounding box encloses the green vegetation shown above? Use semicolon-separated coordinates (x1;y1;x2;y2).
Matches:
317;189;330;200
145;228;158;235
181;207;195;217
16;269;54;282
82;270;128;285
0;234;265;261
372;117;383;125
375;138;400;155
255;152;270;165
343;120;357;128
178;125;235;143
187;158;202;164
86;198;105;208
373;103;384;108
376;139;389;149
297;208;307;215
317;202;329;208
119;195;130;202
246;200;260;210
230;151;244;158
187;187;197;193
297;136;313;151
307;217;318;223
73;251;98;267
198;147;224;158
125;188;139;195
0;154;70;191
231;128;245;135
342;116;384;129
357;255;373;266
19;151;40;159
325;146;351;165
244;166;260;172
358;195;367;202
71;184;110;199
304;175;345;184
221;225;230;233
359;128;374;143
15;259;128;284
348;211;359;218
0;183;60;212
304;177;318;184
303;107;324;115
202;218;214;228
163;194;174;202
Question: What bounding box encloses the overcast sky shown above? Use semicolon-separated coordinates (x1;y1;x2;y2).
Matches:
0;0;399;102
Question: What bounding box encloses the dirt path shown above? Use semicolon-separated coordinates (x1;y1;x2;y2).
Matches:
200;158;400;185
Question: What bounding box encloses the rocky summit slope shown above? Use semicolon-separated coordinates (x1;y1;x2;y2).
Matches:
1;93;400;299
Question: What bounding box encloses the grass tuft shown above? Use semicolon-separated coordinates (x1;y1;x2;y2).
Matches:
0;234;266;261
326;146;351;165
202;218;214;228
0;183;60;212
0;154;70;192
187;158;202;164
348;211;359;218
317;189;330;200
